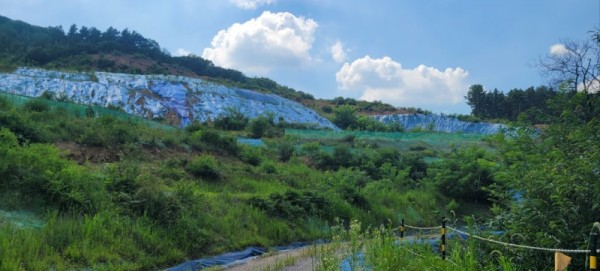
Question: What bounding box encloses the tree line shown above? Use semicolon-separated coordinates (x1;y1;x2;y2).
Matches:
0;15;315;102
465;84;559;123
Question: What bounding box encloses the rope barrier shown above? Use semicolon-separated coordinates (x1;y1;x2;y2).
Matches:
446;226;599;254
404;224;441;230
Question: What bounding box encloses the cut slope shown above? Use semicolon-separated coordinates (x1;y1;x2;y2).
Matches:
373;114;505;134
0;67;338;129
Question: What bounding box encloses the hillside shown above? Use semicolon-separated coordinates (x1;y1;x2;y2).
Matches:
0;67;338;129
0;14;404;117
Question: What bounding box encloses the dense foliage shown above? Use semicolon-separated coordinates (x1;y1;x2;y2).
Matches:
466;84;557;122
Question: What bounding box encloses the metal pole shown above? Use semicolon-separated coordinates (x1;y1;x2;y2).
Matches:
442;217;446;260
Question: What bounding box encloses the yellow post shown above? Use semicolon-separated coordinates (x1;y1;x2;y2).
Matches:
441;217;446;260
591;232;597;270
400;219;404;239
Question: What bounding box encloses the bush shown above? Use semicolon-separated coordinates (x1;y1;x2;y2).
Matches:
213;107;249;131
248;116;270;138
188;130;239;155
276;141;295;162
249;191;330;221
186;155;220;180
240;146;263;166
78;117;138;147
260;160;277;174
23;99;51;112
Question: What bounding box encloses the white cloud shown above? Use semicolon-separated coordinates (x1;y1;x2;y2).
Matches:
336;56;469;107
330;41;347;63
174;48;192;56
202;11;318;75
577;80;600;93
230;0;275;9
550;43;569;55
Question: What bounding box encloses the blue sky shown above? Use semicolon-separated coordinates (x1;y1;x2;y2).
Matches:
1;0;598;114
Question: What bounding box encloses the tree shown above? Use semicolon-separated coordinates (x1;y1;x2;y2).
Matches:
465;84;486;117
248;115;270;138
487;31;600;270
333;105;357;130
213;107;248;130
538;35;600;92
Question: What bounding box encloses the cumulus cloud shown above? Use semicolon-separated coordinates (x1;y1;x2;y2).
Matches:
202;11;318;75
174;48;192;56
230;0;275;9
550;43;569;55
330;41;347;63
336;56;469;107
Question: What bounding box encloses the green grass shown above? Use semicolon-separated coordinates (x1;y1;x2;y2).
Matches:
314;220;516;271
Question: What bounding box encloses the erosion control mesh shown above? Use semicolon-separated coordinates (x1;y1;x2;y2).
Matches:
285;129;488;151
0;92;175;130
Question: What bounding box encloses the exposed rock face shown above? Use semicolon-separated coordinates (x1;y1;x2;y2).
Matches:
0;68;338;129
373;114;506;134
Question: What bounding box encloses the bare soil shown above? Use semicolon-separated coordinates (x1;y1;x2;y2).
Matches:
223;246;319;271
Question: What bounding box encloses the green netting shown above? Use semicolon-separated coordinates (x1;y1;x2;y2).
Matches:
285;129;489;152
285;129;485;141
0;209;45;229
0;92;176;130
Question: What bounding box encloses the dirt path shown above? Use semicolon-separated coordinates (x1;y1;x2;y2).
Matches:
222;246;319;271
220;233;439;271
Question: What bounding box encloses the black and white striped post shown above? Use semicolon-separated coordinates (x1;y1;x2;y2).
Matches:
441;217;446;260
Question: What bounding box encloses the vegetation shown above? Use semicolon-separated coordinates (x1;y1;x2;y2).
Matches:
0;14;598;271
0;95;450;270
465;84;557;122
315;220;516;271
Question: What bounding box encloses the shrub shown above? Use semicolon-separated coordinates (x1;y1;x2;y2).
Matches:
248;116;269;138
186;155;220;180
24;98;51;112
184;122;204;133
188;129;239;155
213;107;249;131
240;145;263;166
260;160;277;174
276;141;295;162
249;191;330;221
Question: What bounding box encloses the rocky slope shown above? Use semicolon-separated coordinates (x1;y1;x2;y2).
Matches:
373;114;506;134
0;68;338;129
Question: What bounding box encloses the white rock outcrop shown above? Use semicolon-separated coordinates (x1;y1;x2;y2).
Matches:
373;114;506;134
0;68;338;129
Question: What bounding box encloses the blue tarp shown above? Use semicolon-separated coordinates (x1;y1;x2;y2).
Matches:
149;81;190;127
374;114;507;135
166;247;266;271
237;137;265;147
166;241;319;271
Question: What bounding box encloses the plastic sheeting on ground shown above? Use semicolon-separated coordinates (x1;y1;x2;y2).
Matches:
149;81;190;127
166;242;315;271
166;247;266;271
236;137;265;147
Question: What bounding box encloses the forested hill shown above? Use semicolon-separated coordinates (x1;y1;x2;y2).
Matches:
0;15;315;103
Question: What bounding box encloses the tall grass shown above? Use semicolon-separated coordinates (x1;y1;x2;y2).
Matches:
314;220;517;271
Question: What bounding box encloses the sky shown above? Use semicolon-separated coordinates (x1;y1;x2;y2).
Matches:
1;0;599;114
